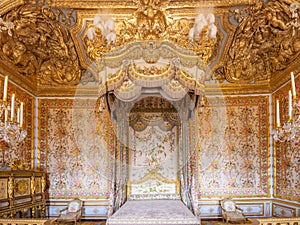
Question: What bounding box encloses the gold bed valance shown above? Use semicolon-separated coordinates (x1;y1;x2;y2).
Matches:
98;41;206;102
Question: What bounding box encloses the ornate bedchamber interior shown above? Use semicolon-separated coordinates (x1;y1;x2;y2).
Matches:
0;0;300;222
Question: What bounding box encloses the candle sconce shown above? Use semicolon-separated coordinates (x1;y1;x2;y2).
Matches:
0;76;27;149
272;72;300;142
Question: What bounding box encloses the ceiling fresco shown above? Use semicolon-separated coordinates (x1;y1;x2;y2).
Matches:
0;0;299;97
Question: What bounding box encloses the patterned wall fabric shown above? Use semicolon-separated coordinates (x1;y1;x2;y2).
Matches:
39;98;115;198
193;96;270;198
38;96;278;200
273;76;300;201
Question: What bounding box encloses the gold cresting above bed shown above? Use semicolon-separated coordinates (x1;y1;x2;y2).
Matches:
81;0;218;100
127;170;181;200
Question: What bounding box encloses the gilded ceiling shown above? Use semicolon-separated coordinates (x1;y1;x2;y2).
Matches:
0;0;299;97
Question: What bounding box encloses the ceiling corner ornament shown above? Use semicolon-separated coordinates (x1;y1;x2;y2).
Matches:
83;0;218;100
225;0;300;84
0;3;82;86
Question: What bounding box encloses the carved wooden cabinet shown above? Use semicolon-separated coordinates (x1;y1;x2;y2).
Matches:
0;170;47;218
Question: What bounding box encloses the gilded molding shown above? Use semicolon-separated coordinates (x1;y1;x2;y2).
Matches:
50;0;257;9
0;0;25;15
8;176;14;199
258;217;300;225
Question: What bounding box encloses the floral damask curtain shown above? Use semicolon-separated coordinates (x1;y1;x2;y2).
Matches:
179;120;199;218
107;120;128;216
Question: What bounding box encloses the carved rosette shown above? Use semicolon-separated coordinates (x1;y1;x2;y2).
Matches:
0;3;82;86
225;0;300;83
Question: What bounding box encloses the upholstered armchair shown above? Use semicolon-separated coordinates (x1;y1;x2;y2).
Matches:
221;198;246;224
55;198;82;225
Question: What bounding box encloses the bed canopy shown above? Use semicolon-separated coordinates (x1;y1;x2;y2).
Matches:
84;0;218;221
97;38;207;220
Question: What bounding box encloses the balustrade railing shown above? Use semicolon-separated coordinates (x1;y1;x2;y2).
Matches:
258;217;300;225
0;219;53;225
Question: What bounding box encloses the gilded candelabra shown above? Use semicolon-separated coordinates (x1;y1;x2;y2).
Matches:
272;72;300;142
0;76;27;148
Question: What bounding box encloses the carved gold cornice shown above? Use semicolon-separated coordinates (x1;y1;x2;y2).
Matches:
0;62;37;96
204;81;271;96
270;61;300;93
50;0;257;9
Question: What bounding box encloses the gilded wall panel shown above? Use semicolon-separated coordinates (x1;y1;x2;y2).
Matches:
194;96;269;198
273;75;300;201
0;178;8;199
14;178;31;197
39;98;115;199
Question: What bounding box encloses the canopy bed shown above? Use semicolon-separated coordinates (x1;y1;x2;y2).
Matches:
99;40;203;225
87;2;212;222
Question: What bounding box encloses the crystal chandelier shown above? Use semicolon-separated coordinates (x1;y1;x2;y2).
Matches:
272;72;300;142
0;76;27;148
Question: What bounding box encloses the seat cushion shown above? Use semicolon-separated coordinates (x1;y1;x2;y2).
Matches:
223;201;236;212
68;201;81;212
